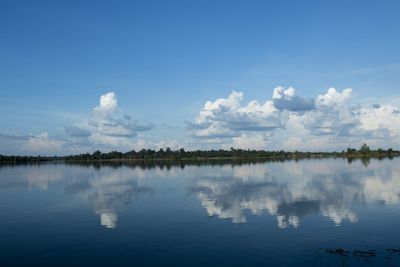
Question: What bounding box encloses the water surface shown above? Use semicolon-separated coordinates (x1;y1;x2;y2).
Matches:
1;158;400;266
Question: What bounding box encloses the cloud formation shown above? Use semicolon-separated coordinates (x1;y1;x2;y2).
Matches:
23;132;64;152
1;87;399;155
301;88;358;136
272;86;315;111
0;132;64;154
66;92;153;149
189;86;400;150
65;126;91;137
188;91;282;144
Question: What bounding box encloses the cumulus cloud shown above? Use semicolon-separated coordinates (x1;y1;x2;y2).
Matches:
300;88;359;136
357;104;400;139
3;87;400;154
66;92;154;150
272;86;315;111
316;87;352;108
299;88;400;141
188;91;282;142
189;86;400;150
94;92;118;115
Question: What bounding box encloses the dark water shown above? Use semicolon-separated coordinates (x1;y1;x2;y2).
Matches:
1;158;400;267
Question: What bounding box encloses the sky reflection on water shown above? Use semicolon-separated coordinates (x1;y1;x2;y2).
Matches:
0;158;399;229
1;158;400;267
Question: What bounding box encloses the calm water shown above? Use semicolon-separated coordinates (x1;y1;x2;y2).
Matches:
1;158;400;267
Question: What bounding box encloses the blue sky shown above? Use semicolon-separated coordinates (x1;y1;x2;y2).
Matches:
1;0;400;155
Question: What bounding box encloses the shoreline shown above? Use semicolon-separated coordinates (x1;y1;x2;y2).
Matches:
1;152;398;165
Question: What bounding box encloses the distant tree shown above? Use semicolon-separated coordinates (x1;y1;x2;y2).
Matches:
359;144;370;154
92;150;102;159
2;144;400;163
347;148;356;154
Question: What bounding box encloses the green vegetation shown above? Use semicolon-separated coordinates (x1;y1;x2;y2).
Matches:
0;144;399;163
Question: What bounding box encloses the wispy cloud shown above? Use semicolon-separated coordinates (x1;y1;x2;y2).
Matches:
0;132;64;154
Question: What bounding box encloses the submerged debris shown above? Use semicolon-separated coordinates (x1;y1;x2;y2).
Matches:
326;248;350;257
387;248;400;253
353;250;377;257
306;247;400;266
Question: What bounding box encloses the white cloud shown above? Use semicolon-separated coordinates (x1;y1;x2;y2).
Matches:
189;87;400;150
316;87;352;108
3;87;400;154
23;132;64;153
301;88;359;136
66;92;154;150
272;86;315;111
357;104;400;139
189;90;283;141
0;132;66;155
94;92;118;115
299;88;400;144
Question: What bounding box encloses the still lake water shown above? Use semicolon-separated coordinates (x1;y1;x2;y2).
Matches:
1;158;400;266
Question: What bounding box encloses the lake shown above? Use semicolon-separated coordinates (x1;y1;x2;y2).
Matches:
0;158;400;266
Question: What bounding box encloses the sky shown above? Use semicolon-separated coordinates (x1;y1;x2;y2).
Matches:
1;0;400;155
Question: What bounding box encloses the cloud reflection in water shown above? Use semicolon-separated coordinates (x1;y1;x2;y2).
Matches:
0;158;399;229
189;159;400;227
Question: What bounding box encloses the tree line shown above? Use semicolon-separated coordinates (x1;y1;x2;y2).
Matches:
0;144;399;163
